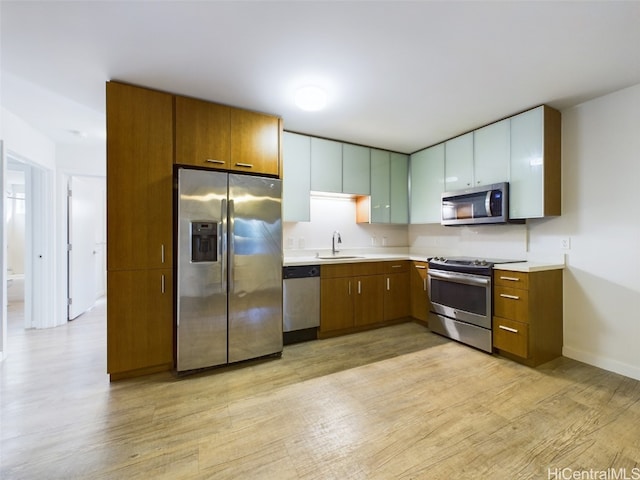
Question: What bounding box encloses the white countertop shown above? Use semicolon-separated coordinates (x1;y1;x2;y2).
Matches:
284;253;564;271
494;261;565;272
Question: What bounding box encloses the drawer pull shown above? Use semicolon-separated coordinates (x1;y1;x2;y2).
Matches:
391;264;403;268
499;325;519;334
235;162;254;168
206;159;225;164
500;276;520;282
415;265;426;269
500;293;520;300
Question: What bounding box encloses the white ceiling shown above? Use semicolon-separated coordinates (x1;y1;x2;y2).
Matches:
2;1;640;154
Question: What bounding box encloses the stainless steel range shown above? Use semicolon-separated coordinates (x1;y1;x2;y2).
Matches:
427;256;523;352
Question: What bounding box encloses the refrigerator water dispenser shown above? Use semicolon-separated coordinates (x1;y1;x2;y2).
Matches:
191;221;217;263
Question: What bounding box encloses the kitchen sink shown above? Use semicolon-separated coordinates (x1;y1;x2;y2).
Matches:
316;255;364;260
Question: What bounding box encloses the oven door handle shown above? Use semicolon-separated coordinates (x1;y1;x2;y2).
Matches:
428;269;491;287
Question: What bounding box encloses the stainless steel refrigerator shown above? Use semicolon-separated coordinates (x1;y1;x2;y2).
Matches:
176;168;283;372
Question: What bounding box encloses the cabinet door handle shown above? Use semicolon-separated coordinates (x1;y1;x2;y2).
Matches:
423;278;427;291
499;325;519;334
415;265;426;270
235;162;254;168
386;278;390;291
500;276;520;282
358;281;361;295
348;281;351;296
161;244;165;264
500;293;520;300
161;274;165;294
206;159;225;165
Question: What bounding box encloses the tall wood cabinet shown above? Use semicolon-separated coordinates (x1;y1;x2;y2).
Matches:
106;81;174;380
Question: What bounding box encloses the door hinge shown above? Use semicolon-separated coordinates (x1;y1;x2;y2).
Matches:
68;298;73;305
67;244;72;251
68;188;72;197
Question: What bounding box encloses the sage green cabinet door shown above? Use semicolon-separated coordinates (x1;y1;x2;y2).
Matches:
343;144;370;195
510;106;543;219
370;149;391;223
311;137;342;193
474;118;510;187
390;153;409;224
444;132;474;191
410;143;444;224
283;132;311;222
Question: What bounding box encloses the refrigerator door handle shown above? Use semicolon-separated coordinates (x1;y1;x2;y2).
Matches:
221;198;228;293
228;199;235;293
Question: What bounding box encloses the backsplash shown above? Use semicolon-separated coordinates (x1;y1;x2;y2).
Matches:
283;195;408;253
283;194;565;264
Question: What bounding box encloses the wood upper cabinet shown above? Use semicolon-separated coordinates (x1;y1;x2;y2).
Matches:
175;95;231;169
106;81;173;270
230;108;280;176
107;269;173;378
492;268;563;367
175;94;281;176
409;261;429;323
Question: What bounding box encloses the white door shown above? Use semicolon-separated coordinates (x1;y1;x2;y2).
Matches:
68;176;104;320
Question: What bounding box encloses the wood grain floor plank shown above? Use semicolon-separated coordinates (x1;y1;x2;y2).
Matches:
2;299;640;479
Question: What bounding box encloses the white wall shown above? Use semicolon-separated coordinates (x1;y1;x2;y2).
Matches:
533;83;640;380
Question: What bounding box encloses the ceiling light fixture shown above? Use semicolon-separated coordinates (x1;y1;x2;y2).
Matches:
295;86;327;111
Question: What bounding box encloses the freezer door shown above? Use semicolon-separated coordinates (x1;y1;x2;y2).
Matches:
177;168;229;371
228;174;283;363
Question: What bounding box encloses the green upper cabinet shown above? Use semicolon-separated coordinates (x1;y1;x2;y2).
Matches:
390;153;409;224
283;132;311;222
311;137;342;193
410;143;444;224
509;106;561;219
370;149;391;223
343;144;370;195
474;118;510;187
444;132;474;191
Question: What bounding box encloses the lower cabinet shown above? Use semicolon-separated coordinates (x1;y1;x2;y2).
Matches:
320;261;409;336
107;268;173;379
409;261;429;323
492;268;563;367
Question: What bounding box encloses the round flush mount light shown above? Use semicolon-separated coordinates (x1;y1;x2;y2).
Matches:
295;86;328;111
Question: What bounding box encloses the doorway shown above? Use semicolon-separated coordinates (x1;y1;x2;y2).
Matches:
67;175;106;320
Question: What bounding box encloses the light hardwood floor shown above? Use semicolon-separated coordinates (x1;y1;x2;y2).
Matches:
1;299;639;479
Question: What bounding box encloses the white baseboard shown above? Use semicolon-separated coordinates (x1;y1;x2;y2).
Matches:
563;346;640;381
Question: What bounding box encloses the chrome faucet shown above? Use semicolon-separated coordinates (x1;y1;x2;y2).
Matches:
332;231;342;255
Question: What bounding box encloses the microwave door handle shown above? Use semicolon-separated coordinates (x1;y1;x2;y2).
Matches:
428;270;490;287
485;191;493;217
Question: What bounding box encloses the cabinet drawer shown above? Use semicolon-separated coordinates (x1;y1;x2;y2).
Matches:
494;286;529;323
380;260;409;274
494;270;529;289
321;261;380;279
493;317;528;358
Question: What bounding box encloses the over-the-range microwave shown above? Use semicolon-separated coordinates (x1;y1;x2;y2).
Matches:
441;182;519;226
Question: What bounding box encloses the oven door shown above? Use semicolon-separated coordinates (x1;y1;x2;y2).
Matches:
427;268;492;329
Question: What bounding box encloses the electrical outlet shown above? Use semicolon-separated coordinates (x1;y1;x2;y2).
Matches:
382;236;388;246
286;237;294;249
561;237;571;250
298;237;305;249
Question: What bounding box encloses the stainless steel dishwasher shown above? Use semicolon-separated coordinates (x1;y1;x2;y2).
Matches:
283;265;320;345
